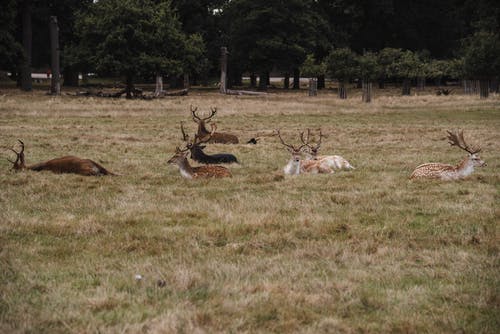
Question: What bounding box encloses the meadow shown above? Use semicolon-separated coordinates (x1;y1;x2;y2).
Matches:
0;87;499;333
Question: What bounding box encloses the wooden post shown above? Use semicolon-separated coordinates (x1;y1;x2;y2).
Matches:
49;16;60;95
308;78;317;96
220;47;228;94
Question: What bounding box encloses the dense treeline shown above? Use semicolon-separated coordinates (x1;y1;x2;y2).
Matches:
0;0;499;97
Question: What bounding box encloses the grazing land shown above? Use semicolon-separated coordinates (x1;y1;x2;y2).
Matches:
0;88;499;333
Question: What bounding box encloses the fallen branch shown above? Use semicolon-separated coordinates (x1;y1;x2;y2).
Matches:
225;89;267;96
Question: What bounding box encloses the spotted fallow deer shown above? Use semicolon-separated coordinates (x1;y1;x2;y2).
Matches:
410;129;486;180
6;140;116;176
300;129;355;170
168;126;232;179
276;130;331;175
191;106;239;144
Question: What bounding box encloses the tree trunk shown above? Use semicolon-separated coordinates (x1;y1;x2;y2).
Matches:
356;80;362;89
183;73;190;89
250;73;256;88
338;81;347;99
317;75;325;89
63;66;79;87
258;72;267;91
417;77;425;90
284;72;290;89
125;74;133;99
402;78;411;96
155;73;163;96
489;78;498;93
362;79;372;103
308;78;317;96
220;46;228;94
20;0;32;91
49;16;60;95
293;68;300;89
378;78;385;89
479;79;489;99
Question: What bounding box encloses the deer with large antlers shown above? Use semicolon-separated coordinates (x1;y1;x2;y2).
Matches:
168;125;232;179
191;106;239;144
276;130;332;175
180;122;238;164
300;129;355;170
6;140;116;176
410;129;486;180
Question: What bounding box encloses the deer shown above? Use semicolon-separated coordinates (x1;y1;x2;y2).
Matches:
191;106;239;144
300;129;355;170
180;122;238;164
168;127;232;179
276;129;332;175
410;129;486;180
6;140;116;176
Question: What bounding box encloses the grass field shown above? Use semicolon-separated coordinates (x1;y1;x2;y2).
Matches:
0;88;499;333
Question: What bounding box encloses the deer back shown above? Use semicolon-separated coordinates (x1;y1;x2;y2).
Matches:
28;156;115;176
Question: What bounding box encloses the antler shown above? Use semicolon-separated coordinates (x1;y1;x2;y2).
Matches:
180;122;189;142
191;105;217;123
276;129;305;152
5;140;25;168
446;129;481;154
300;129;323;155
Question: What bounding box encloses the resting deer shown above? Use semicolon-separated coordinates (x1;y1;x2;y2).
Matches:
191;106;239;144
168;127;232;179
6;140;116;176
180;122;238;164
276;130;331;175
410;129;486;180
301;129;355;170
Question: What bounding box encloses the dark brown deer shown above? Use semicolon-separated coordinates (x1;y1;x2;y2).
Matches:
180;122;238;164
6;140;116;176
191;106;239;144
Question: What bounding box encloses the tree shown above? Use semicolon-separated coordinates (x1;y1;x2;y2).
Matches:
223;0;319;91
325;47;358;99
357;52;379;102
0;0;23;73
376;48;402;88
462;31;500;98
387;49;421;95
75;0;189;98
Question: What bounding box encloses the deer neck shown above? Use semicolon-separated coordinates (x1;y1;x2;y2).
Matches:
177;157;194;179
198;122;210;136
284;157;301;175
455;155;475;178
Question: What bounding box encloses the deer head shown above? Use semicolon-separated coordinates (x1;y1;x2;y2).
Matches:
6;140;26;170
300;128;324;158
276;129;307;163
181;121;217;150
191;105;217;127
447;129;486;167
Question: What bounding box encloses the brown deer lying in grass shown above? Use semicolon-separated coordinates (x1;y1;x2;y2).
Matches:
191;106;239;144
276;130;332;175
300;129;355;170
6;140;116;176
168;126;232;179
410;129;486;180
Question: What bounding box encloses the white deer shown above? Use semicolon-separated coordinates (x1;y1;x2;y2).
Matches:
410;129;486;180
300;129;355;170
276;129;332;175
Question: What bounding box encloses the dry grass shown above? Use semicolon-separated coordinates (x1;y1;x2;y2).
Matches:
0;88;499;333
